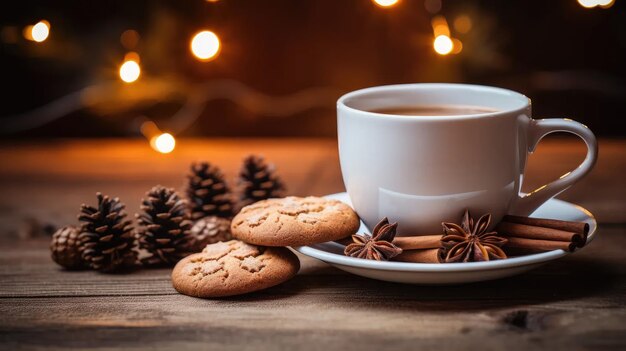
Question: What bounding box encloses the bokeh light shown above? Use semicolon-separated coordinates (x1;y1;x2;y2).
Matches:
140;121;160;138
451;38;463;54
24;20;50;42
191;30;220;61
597;0;615;8
151;133;176;154
433;35;453;55
424;0;442;14
453;15;472;34
578;0;615;8
124;51;140;62
120;29;140;50
119;59;141;83
431;16;450;37
372;0;400;7
578;0;597;8
578;0;597;9
31;21;49;42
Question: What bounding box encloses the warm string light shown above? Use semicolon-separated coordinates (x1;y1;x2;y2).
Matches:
141;121;177;154
24;20;50;42
431;16;450;36
598;0;615;6
191;30;221;61
119;53;141;83
433;35;453;55
372;0;400;8
577;0;615;8
431;16;462;56
151;133;176;154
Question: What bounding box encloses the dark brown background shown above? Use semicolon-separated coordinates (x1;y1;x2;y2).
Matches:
1;0;625;137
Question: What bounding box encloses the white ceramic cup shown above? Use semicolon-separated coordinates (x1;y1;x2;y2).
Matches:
337;83;597;235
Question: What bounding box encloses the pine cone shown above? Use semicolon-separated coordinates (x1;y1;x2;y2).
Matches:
78;193;137;272
136;186;193;266
50;226;85;270
238;155;285;209
186;162;234;220
188;216;232;252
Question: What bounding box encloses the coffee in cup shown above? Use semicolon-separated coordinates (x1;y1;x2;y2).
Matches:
369;105;499;116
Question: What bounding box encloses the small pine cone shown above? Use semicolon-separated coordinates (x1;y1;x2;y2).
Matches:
50;226;85;270
238;155;285;209
136;186;193;266
188;216;232;252
78;193;138;272
186;162;234;220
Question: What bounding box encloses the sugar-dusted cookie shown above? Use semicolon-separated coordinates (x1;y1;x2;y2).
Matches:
231;196;360;247
171;240;299;298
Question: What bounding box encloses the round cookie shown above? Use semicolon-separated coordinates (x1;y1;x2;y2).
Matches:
172;240;299;298
231;196;360;247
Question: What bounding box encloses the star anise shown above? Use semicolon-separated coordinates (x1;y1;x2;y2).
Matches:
344;217;403;261
439;210;508;263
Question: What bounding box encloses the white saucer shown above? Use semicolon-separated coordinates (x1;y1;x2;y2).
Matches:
294;192;597;285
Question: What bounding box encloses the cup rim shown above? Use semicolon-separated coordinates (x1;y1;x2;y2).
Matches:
337;83;531;121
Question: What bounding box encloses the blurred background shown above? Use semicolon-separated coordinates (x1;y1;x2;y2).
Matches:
1;0;625;152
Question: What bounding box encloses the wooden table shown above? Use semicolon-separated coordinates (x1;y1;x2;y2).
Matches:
1;138;625;350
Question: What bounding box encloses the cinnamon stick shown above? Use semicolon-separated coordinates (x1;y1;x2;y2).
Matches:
392;235;441;250
393;249;441;263
496;222;585;248
505;237;577;253
502;215;589;237
335;235;442;250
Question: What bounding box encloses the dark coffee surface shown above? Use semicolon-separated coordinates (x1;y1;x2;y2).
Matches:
370;105;499;116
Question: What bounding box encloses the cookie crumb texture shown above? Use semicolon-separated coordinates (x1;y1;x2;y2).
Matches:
171;240;299;298
231;196;360;247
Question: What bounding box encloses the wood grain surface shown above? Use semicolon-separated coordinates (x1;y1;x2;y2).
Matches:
0;138;624;350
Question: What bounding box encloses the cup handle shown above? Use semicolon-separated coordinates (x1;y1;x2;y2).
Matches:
510;118;598;216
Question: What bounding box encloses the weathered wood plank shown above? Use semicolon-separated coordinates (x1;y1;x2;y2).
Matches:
0;139;624;350
1;289;625;351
